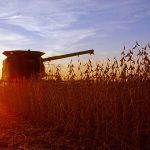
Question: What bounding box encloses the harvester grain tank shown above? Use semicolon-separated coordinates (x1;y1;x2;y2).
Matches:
1;49;94;80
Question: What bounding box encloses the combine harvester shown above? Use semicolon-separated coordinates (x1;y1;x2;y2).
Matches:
1;49;94;81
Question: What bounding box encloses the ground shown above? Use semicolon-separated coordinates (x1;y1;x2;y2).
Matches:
0;106;48;149
0;105;84;150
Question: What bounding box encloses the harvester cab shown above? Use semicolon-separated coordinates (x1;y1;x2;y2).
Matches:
1;49;94;81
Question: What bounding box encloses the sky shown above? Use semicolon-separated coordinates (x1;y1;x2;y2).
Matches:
0;0;150;76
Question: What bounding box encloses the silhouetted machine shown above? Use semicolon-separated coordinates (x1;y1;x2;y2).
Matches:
1;49;94;80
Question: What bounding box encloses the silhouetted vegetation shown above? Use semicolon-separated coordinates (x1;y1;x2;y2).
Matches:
0;42;150;149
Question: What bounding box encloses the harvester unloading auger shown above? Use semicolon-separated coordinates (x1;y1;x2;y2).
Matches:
1;49;94;80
